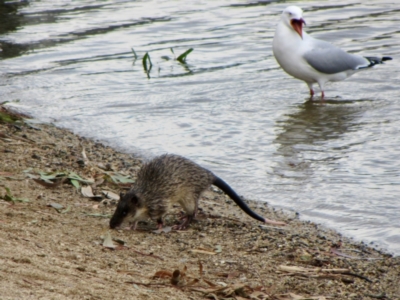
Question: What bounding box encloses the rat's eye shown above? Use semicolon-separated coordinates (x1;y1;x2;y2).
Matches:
122;210;128;216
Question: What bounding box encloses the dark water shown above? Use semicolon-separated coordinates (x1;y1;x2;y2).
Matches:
1;0;399;254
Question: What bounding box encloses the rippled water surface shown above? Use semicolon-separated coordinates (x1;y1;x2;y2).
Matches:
1;0;399;254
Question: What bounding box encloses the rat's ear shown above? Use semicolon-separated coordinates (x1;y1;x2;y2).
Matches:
119;192;125;199
130;194;142;207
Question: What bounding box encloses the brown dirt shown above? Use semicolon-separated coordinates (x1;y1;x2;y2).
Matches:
1;104;399;300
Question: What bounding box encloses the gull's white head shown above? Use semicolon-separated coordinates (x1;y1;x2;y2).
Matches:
281;6;305;39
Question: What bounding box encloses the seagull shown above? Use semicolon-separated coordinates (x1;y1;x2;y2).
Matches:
272;6;392;99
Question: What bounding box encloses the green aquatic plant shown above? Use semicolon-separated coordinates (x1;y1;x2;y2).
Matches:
132;47;194;78
142;52;152;78
131;47;138;60
177;48;193;64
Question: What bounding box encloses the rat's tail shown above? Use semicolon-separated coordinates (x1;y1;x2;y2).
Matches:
212;176;265;222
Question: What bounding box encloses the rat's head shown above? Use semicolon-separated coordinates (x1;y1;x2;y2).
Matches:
109;190;142;229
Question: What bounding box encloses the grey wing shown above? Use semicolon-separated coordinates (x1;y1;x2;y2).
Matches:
303;39;369;74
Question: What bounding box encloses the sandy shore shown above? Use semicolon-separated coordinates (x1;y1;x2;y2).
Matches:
0;104;399;300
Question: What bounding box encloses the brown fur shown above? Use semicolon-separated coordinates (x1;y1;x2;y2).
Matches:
109;154;215;230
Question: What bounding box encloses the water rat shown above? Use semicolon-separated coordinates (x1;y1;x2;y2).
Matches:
109;154;286;230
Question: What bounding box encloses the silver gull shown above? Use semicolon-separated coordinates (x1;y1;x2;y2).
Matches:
272;6;392;99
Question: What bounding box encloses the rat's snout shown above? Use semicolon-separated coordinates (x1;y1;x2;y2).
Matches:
109;216;120;229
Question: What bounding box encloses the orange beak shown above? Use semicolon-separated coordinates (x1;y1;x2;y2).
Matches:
290;18;305;39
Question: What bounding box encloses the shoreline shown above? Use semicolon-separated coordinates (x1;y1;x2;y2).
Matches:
1;104;399;299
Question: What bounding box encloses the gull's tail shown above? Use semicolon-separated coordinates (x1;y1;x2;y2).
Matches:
363;56;393;68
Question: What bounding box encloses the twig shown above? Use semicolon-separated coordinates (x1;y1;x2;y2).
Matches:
125;280;180;289
130;248;164;261
365;292;389;299
32;177;67;188
341;272;373;283
330;247;384;260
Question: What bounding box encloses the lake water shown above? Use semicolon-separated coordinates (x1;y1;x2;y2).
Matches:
1;0;399;255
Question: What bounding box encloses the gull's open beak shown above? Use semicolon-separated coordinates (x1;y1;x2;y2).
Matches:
291;18;305;39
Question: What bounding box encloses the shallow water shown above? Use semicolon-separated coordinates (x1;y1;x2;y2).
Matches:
1;0;399;254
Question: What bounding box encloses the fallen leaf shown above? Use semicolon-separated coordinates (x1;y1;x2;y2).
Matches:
102;232;116;249
81;186;103;200
279;265;310;273
32;178;66;188
153;270;173;279
190;249;217;255
276;293;327;300
153;226;172;234
81;147;90;165
102;190;120;201
1;187;29;203
39;171;66;183
48;202;64;212
70;179;80;190
185;278;200;287
81;186;95;197
109;173;135;184
60;205;71;214
330;247;383;260
203;278;218;287
68;172;95;184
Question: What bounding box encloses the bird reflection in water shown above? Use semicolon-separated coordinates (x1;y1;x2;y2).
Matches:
272;99;373;182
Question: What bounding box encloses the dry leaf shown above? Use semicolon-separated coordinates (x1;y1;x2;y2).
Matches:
102;232;116;249
276;292;328;299
153;270;172;279
81;185;102;200
33;177;66;188
185;278;200;287
153;226;172;234
81;147;90;165
203;278;218;287
81;186;95;197
48;202;64;212
190;249;216;255
102;190;120;201
278;265;307;273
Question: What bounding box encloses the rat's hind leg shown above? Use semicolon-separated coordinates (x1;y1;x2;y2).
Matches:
173;193;199;230
156;217;164;230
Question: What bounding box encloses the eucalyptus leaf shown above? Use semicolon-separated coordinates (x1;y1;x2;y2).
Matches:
70;179;80;190
103;231;116;249
39;172;66;183
48;202;64;212
110;173;134;184
1;187;29;203
102;190;120;201
68;172;94;183
60;205;71;214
